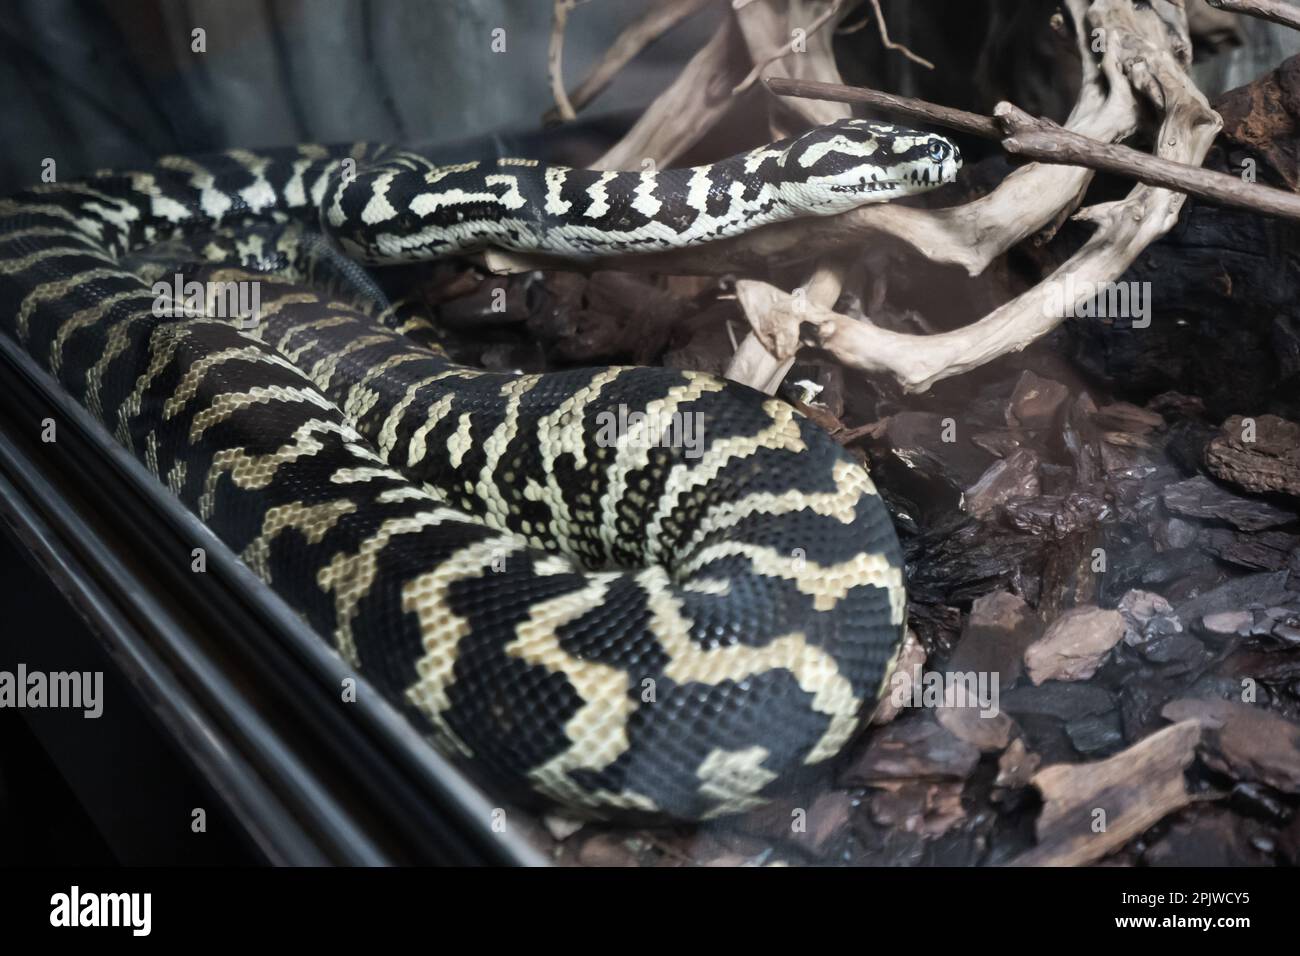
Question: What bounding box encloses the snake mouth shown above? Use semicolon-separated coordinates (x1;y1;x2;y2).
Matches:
830;176;902;195
904;164;956;187
830;163;955;196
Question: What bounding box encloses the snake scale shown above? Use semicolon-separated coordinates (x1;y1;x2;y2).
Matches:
0;119;960;820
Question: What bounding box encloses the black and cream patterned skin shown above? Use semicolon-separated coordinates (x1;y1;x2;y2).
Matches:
329;118;961;260
0;120;958;819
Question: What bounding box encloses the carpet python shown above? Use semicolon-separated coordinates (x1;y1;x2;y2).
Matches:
0;119;960;820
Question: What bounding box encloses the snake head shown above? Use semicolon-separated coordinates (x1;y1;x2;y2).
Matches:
777;118;961;214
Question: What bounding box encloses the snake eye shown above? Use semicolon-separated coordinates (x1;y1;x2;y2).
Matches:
928;140;950;162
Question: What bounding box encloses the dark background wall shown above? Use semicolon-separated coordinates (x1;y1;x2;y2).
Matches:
0;0;721;192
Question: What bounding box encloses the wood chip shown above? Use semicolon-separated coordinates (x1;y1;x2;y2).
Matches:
1206;414;1300;499
1024;605;1125;684
1009;720;1202;866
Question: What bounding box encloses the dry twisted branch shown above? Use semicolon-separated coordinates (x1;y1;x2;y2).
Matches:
734;0;1221;393
1206;0;1300;32
512;0;1224;398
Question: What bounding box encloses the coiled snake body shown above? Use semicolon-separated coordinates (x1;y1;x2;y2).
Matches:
0;120;959;820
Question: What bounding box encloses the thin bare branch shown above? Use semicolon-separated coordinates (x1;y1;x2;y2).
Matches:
549;0;581;122
998;102;1300;224
591;14;743;171
862;0;935;69
764;75;1002;138
543;0;716;124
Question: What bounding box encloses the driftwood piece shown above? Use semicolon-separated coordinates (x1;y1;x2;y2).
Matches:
1207;0;1300;32
1010;720;1202;866
724;260;844;390
728;1;1220;393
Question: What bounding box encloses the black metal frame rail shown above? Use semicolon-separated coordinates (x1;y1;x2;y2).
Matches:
0;333;544;866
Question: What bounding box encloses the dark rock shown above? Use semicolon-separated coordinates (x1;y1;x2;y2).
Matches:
1062;392;1104;488
1156;515;1200;551
1065;711;1125;757
1280;814;1300;866
964;449;1040;518
904;519;1046;606
1165;420;1218;476
1137;632;1206;669
970;428;1034;459
906;603;962;660
1002;492;1110;538
1162;475;1297;531
1200;528;1300;571
1229;781;1291;825
1274;623;1300;645
1147;391;1206;421
1002;681;1116;722
1006;370;1069;429
1275;314;1300;381
1096;526;1216;606
885;411;994;490
1162;697;1300;794
1200;609;1252;638
1141;810;1270;867
1176;570;1297;623
1118;590;1184;647
994;738;1041;792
